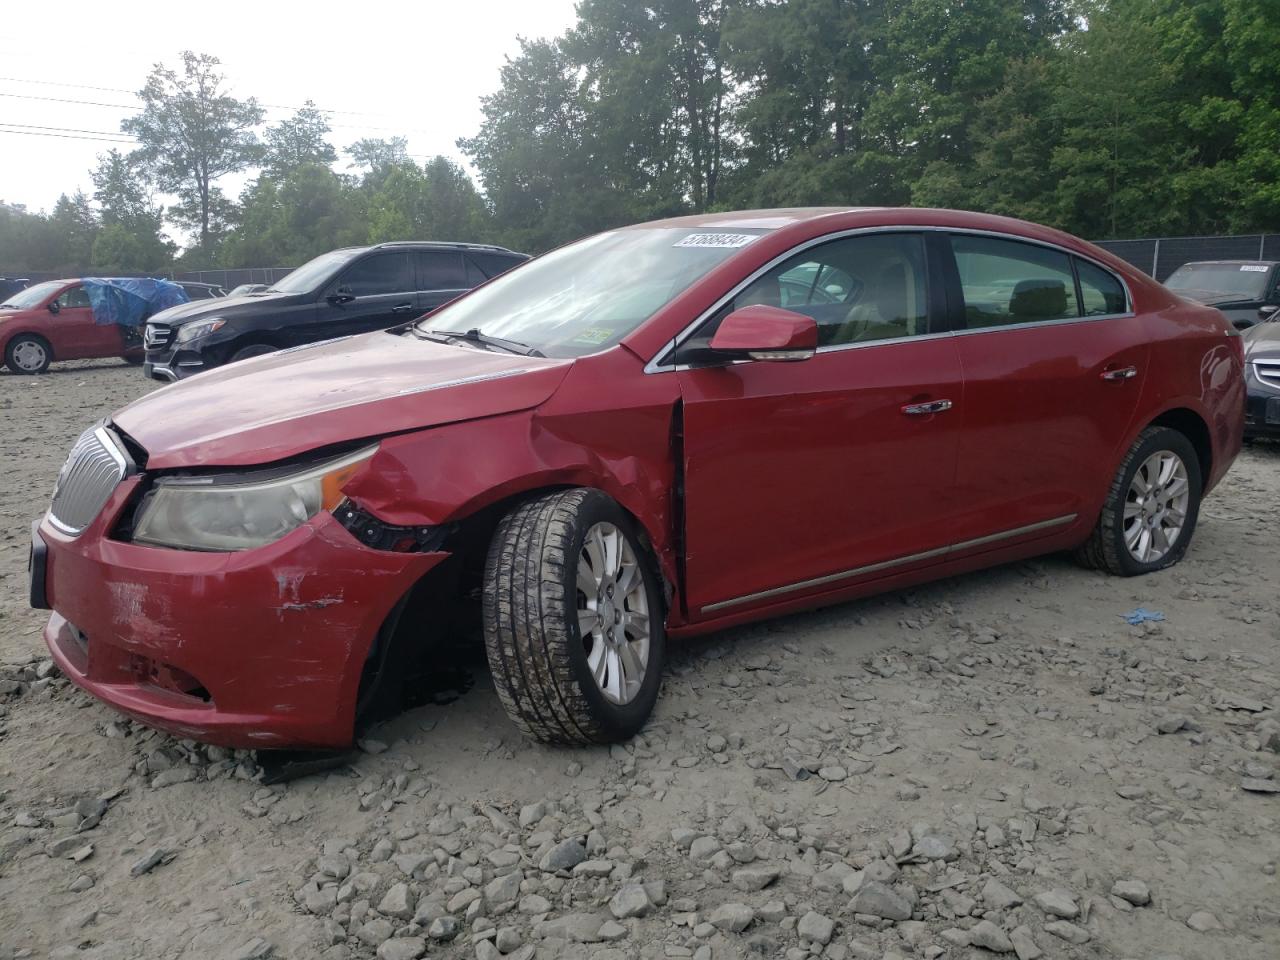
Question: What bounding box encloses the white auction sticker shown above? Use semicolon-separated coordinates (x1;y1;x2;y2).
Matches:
1240;264;1268;272
674;233;759;249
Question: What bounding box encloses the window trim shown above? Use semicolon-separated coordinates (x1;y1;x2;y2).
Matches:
644;226;1134;373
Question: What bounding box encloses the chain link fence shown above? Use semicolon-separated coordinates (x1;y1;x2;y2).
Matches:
1093;234;1280;281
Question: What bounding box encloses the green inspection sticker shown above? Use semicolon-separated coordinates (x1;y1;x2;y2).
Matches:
572;327;614;344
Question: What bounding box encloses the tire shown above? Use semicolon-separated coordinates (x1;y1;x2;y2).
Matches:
1075;426;1202;576
483;488;665;744
229;344;278;364
4;334;52;374
123;356;145;366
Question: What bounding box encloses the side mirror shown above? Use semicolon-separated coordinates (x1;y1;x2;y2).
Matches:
708;305;818;362
1233;317;1255;331
47;299;61;315
327;286;355;305
1259;304;1279;323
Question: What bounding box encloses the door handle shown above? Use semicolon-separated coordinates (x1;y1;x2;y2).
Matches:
391;302;415;313
1101;365;1138;381
901;399;953;416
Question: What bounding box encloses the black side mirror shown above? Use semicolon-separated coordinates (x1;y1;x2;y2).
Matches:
1259;304;1279;323
1232;317;1254;331
47;300;61;315
327;285;355;305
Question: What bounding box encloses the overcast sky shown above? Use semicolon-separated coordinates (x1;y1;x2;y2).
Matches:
0;0;580;215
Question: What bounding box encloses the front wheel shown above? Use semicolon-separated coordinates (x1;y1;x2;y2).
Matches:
1076;426;1202;576
483;489;665;744
229;343;278;364
4;335;52;374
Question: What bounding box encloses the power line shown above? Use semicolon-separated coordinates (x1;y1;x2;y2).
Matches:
0;127;136;144
1;121;138;139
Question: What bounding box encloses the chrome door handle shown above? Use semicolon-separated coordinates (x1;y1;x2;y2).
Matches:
1101;365;1138;381
391;303;416;313
901;399;953;416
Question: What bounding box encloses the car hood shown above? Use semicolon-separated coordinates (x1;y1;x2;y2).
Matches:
148;290;299;325
1171;287;1255;307
1245;320;1280;354
114;330;573;468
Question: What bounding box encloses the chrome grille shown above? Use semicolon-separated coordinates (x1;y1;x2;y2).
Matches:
49;427;129;536
144;323;172;350
1255;359;1280;389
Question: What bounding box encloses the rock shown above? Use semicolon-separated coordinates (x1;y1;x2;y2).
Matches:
707;734;727;753
358;738;389;754
475;940;500;960
150;767;198;789
818;766;847;782
1242;778;1280;794
376;938;426;960
495;928;521;952
849;881;913;921
1043;921;1090;944
797;911;835;945
710;903;755;932
535;913;605;942
539;839;587;872
1110;879;1151;906
46;836;83;857
231;939;274;960
519;802;546;827
1032;889;1079;919
609;883;653;919
982;879;1023;911
1115;784;1147;800
1009;926;1042;960
732;864;781;892
485;872;523;908
1155;716;1188;734
969;920;1014;953
597;920;628;941
1186;910;1222;932
689;836;722;860
427;917;460;941
305;887;338;915
391;853;431;877
378;882;414;920
447;888;481;914
130;847;172;877
519;894;551;914
911;835;957;862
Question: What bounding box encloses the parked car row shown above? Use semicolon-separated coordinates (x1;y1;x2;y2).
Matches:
28;207;1245;750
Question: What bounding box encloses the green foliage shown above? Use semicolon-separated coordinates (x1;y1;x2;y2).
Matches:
263;101;338;176
366;157;491;244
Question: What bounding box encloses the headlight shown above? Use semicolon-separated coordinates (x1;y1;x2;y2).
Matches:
132;446;376;551
175;318;226;343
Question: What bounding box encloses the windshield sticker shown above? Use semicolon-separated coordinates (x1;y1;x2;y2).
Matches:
1240;264;1268;272
674;233;759;249
571;327;614;345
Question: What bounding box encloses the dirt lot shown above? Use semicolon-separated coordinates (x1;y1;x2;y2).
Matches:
1;359;1278;960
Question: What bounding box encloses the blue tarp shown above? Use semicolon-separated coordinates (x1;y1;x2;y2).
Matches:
83;278;189;328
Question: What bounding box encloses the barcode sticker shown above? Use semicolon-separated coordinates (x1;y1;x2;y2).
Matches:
674;233;758;249
1240;265;1268;272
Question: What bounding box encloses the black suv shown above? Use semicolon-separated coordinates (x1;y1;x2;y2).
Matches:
143;241;529;381
1164;260;1280;329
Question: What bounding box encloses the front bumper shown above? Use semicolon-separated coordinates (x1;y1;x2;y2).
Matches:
1244;390;1280;438
38;479;443;748
144;347;206;382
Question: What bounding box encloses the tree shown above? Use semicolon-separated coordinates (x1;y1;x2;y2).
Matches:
122;51;264;256
366;156;491;243
90;150;174;271
221;164;366;267
345;137;410;187
263;101;338;176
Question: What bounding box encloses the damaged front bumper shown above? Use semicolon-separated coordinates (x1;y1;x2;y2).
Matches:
37;481;444;748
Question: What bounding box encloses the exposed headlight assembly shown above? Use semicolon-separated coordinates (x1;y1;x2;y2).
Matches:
132;446;376;551
175;318;227;343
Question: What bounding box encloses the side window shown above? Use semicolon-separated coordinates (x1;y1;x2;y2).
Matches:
418;252;466;290
463;255;488;287
950;235;1078;328
336;253;413;297
1076;259;1128;316
471;252;523;278
56;286;92;309
731;233;929;347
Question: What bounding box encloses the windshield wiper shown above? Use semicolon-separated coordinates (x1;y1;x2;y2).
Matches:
423;327;544;358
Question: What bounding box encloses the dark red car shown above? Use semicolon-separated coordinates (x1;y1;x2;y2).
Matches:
1;279;146;373
30;208;1244;749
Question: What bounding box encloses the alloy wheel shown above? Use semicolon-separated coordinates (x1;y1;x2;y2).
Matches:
575;521;651;705
12;340;47;372
1123;450;1190;564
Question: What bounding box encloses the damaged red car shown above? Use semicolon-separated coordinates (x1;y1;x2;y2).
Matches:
30;208;1244;749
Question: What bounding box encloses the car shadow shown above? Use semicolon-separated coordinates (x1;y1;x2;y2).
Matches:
0;360;142;378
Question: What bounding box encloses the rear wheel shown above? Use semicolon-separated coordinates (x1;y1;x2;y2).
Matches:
1076;426;1201;576
483;489;665;744
4;335;52;374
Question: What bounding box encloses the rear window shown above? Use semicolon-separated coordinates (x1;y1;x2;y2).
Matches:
470;252;526;279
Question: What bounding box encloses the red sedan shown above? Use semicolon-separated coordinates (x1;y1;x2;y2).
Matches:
30;208;1244;749
1;280;145;373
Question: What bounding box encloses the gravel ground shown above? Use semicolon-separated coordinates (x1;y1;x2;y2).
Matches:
1;360;1278;960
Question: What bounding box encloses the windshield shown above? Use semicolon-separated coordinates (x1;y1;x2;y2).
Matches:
1166;263;1270;299
0;280;65;310
415;227;771;358
269;249;364;294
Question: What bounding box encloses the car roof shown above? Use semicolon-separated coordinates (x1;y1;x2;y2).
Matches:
1173;260;1279;268
365;241;527;256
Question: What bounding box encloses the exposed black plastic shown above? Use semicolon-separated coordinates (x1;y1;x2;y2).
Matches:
335;500;452;552
28;519;49;610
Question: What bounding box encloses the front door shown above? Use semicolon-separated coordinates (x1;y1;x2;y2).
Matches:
675;231;965;618
46;284;123;360
938;233;1149;547
317;251;420;339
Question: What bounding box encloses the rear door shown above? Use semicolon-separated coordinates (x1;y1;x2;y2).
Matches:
676;231;965;619
417;251;469;314
47;284;123;360
939;232;1148;548
317;251;419;338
